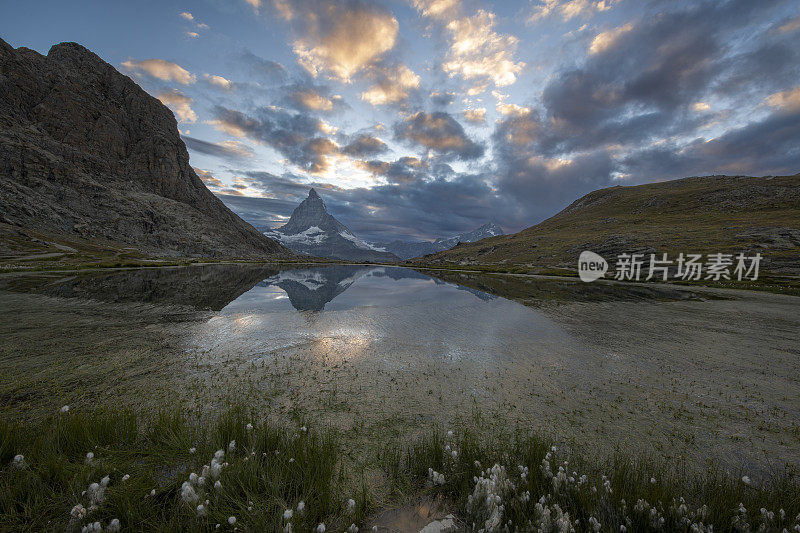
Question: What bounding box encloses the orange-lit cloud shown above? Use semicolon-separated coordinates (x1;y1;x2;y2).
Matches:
157;90;197;123
121;58;196;84
588;23;633;55
280;1;399;82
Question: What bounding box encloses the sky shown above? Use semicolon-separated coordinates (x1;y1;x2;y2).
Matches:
2;0;799;242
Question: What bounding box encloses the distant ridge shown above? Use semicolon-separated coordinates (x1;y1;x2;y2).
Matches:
409;174;800;274
372;222;504;260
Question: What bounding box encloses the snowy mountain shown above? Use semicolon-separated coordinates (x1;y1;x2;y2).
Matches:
371;223;504;260
264;189;399;262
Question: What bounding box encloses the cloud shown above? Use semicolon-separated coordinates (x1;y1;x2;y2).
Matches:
778;14;800;33
283;85;342;112
244;0;262;13
360;156;427;184
588;23;633;55
179;12;194;21
462;108;486;124
183;136;255;160
204;74;232;90
529;0;614;23
157;90;197;123
431;91;455;106
765;86;800;112
440;10;525;89
121;59;196;84
208;106;340;174
185;31;199;39
278;0;399;82
411;0;460;20
360;64;420;106
239;51;286;82
193;167;224;188
341;133;388;157
692;102;711;112
394;111;484;160
496;103;531;117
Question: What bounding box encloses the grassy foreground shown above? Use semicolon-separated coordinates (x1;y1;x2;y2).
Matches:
2;407;799;532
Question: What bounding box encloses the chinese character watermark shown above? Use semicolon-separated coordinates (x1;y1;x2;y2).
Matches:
578;251;761;283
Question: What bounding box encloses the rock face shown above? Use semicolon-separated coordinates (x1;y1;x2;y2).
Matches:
265;189;399;262
0;39;290;258
374;222;504;260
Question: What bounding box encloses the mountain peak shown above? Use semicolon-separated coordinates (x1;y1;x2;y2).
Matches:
307;188;320;199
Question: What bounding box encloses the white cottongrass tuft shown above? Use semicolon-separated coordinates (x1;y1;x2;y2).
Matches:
149;489;156;497
107;518;121;532
650;477;656;484
70;503;87;519
246;423;253;430
100;476;110;487
214;480;222;490
197;504;207;517
189;472;198;484
348;524;359;533
347;498;356;513
214;449;224;461
121;474;130;482
60;405;70;413
228;440;236;452
297;501;305;513
189;447;196;454
741;476;752;485
284;509;293;520
181;482;198;504
228;516;236;525
85;452;94;464
12;455;25;469
301;426;307;432
316;523;326;533
447;430;454;438
427;468;445;486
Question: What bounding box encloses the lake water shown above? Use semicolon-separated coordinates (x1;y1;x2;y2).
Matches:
1;264;798;475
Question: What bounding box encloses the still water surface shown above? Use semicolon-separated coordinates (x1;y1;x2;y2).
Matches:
1;264;798;474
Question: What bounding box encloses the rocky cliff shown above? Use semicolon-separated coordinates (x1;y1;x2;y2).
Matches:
0;39;290;259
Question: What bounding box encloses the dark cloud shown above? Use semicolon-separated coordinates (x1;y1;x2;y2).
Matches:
430;91;455;107
182;136;255;160
238;50;286;83
361;156;426;184
282;83;348;113
210;106;338;174
341;133;388;157
394;111;484;160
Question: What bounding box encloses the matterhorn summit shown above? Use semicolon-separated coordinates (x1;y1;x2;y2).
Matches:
264;189;399;262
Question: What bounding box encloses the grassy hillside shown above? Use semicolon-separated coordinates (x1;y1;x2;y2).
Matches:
409;174;800;276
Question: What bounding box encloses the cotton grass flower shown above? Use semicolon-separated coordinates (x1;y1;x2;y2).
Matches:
70;503;87;519
228;440;236;452
149;489;156;497
284;509;293;520
316;523;326;533
60;405;70;413
85;452;94;464
107;519;121;532
181;482;198;504
197;504;207;517
12;454;25;468
347;498;356;513
121;474;130;482
742;476;752;485
246;423;253;430
189;447;196;454
348;525;359;533
297;501;305;513
100;476;110;487
228;516;236;525
214;480;222;490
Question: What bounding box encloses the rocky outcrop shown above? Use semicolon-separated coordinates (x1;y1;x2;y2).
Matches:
265;189;399;262
0;39;290;258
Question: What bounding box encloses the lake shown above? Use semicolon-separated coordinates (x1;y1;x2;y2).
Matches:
1;264;798;475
